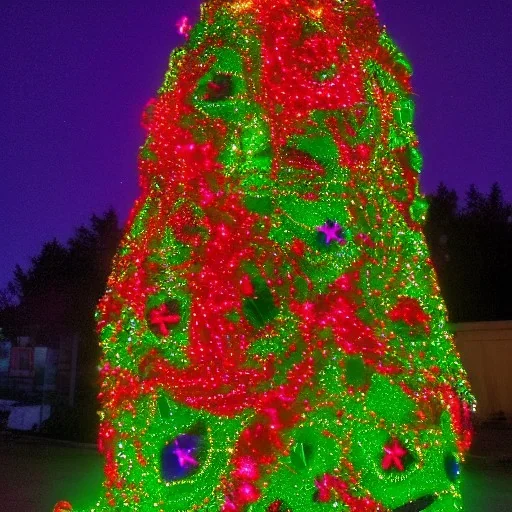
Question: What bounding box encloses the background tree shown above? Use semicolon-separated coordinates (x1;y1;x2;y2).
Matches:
0;209;122;439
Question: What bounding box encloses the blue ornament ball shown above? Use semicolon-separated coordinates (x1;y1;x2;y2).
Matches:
444;453;461;482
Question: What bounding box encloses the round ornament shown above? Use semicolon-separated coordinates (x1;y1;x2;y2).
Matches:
444;453;460;482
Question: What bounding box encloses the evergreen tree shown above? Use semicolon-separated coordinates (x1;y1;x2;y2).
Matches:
0;210;121;439
57;1;473;510
4;209;121;340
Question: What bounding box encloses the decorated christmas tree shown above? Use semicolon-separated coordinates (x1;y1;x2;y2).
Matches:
56;0;474;510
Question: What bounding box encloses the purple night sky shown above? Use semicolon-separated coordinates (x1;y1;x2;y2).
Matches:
2;0;511;288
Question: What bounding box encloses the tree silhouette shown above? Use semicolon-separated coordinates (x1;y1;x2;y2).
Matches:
425;183;512;322
0;209;122;439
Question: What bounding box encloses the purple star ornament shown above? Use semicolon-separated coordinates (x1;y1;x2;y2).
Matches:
317;220;345;245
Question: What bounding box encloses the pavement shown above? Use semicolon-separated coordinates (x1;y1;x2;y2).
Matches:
0;425;510;512
470;421;512;462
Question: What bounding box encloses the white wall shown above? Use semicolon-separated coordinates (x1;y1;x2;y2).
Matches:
453;321;512;421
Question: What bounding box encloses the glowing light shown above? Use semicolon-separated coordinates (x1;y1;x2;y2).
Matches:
176;16;191;38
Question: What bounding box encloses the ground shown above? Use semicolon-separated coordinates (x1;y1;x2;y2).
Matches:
0;427;511;512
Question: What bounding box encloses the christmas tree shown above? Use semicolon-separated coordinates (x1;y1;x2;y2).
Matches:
56;0;474;510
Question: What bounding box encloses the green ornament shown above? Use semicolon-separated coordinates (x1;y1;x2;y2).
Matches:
345;355;371;387
244;195;274;215
290;441;314;470
243;276;279;328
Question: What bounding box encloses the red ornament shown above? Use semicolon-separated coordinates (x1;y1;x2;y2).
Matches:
291;238;306;256
235;481;260;504
267;501;285;512
206;74;234;101
233;456;260;481
314;474;383;510
315;474;348;503
240;274;254;296
388;297;430;327
221;498;237;512
53;502;73;512
148;303;181;336
382;439;408;471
